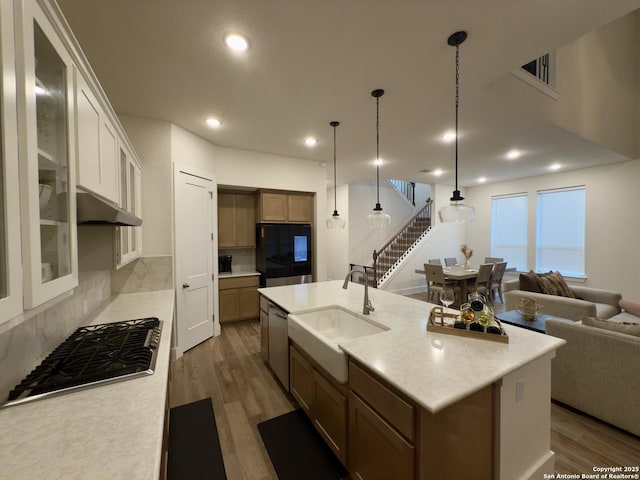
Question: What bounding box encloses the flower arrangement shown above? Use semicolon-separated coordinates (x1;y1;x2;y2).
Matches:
460;244;473;269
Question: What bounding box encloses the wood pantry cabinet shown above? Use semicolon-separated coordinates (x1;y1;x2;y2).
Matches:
257;190;313;223
217;192;255;248
219;275;259;324
289;344;347;464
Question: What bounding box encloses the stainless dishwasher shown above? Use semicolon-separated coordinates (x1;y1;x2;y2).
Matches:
268;302;289;391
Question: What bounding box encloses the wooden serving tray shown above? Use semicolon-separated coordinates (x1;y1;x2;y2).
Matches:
427;307;509;344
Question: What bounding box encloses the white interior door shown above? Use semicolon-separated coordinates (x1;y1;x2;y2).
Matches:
174;165;216;354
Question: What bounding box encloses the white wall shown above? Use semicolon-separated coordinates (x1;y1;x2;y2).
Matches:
347;180;421;266
414;182;431;205
170;124;329;281
465;159;640;300
487;11;639;159
119;117;330;282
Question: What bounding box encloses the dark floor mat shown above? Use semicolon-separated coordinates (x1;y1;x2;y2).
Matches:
258;409;348;480
168;398;227;480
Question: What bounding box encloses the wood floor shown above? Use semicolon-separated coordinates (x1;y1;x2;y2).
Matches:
169;318;640;480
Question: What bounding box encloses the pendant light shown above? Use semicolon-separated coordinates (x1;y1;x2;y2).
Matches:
366;89;391;228
326;121;346;229
438;31;476;223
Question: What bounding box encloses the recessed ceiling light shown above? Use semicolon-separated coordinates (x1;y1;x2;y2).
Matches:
225;34;249;52
549;163;562;171
442;131;456;143
374;158;384;166
206;117;222;128
506;149;521;160
478;177;486;183
304;137;317;147
432;169;443;176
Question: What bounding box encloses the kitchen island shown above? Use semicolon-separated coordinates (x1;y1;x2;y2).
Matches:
0;290;175;480
259;280;565;480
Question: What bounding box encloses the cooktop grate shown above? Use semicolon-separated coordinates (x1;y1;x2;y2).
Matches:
5;317;162;407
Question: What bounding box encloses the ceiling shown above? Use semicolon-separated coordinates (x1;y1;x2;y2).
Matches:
57;0;639;188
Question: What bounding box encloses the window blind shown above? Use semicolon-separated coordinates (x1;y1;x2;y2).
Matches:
536;187;585;277
490;193;527;271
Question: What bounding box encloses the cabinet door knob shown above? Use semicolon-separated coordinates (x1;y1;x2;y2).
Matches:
182;283;190;289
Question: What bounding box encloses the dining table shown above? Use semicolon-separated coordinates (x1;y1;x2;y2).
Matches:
415;265;479;306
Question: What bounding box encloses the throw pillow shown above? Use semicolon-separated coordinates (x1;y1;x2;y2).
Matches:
537;271;575;298
583;316;640;337
619;299;640;317
519;271;541;293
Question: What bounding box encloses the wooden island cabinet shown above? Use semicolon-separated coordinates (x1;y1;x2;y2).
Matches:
258;281;562;480
289;344;347;464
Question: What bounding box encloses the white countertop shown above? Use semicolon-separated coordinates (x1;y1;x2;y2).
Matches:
259;280;565;413
0;290;175;480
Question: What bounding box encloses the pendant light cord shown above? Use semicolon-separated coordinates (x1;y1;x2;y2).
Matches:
370;89;384;211
454;43;460;193
332;122;338;213
376;94;381;205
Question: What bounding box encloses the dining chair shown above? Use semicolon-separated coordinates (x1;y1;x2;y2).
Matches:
489;261;508;303
423;263;460;305
444;257;457;267
484;256;504;264
468;263;494;303
428;258;442;265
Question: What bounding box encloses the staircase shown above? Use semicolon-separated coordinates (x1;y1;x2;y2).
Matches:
388;179;416;206
349;199;432;288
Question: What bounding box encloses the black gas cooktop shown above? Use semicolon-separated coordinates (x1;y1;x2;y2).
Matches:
3;317;162;408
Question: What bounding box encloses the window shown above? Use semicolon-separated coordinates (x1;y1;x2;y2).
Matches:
536;187;585;277
490;194;527;271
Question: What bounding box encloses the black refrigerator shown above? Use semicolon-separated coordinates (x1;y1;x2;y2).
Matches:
256;223;312;287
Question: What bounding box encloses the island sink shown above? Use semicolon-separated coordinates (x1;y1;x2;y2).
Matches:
288;306;388;383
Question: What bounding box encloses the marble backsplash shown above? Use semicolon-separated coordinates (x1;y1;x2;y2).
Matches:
0;270;111;403
111;256;173;294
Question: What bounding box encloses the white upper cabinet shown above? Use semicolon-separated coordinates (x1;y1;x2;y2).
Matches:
0;0;23;326
0;0;143;324
116;143;143;268
74;67;118;203
15;0;78;308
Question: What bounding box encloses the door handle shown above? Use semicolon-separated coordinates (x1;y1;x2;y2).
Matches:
182;283;190;289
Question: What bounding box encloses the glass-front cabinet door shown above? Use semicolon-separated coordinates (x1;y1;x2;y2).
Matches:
116;143;142;268
0;0;23;325
17;0;77;308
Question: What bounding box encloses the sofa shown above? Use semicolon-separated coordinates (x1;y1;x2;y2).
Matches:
546;312;640;436
503;277;621;321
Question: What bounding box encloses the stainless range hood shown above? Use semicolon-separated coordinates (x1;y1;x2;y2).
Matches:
76;189;142;226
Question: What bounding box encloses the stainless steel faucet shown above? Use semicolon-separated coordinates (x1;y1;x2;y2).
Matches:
343;269;375;315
